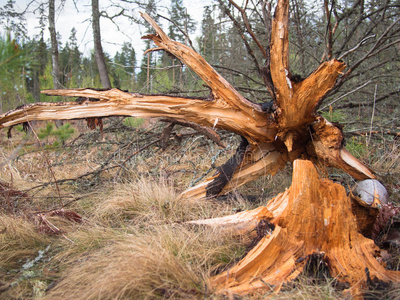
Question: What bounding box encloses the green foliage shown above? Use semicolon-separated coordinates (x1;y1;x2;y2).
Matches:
346;136;367;158
0;33;25;75
0;33;31;110
123;117;144;128
112;42;136;90
168;0;196;42
15;124;23;132
39;61;54;90
199;5;217;62
321;110;346;123
59;28;82;88
38;122;75;146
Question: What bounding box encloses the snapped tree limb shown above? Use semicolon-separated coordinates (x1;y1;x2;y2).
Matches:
0;7;374;199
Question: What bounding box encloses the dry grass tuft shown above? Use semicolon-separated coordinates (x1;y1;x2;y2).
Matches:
388;283;400;300
51;224;128;265
271;275;344;299
45;225;245;300
0;214;50;269
95;177;223;226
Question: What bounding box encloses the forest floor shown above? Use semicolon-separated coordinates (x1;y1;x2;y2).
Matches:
0;117;400;299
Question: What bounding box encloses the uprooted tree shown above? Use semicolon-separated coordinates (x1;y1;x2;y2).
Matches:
1;0;399;297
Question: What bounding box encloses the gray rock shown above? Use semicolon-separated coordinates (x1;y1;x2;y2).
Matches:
353;179;388;205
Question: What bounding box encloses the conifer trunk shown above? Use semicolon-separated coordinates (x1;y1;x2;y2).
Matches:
92;0;111;88
48;0;62;89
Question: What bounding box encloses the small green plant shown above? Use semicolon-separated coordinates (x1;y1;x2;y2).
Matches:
346;136;367;158
321;109;346;123
123;117;145;128
38;122;75;146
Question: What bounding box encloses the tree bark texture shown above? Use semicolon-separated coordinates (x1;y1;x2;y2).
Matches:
92;0;111;89
48;0;62;89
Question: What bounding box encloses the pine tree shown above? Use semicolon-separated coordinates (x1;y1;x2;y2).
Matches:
168;0;196;43
199;5;217;63
0;0;27;39
60;28;82;87
113;42;136;90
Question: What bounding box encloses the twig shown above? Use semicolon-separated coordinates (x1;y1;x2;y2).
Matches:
0;132;31;168
115;138;162;178
26;119;63;207
367;84;378;147
217;0;261;73
347;130;399;139
338;35;376;60
335;89;399;109
160;118;226;148
157;14;195;50
213;65;265;85
227;0;267;58
23;165;119;193
33;192;99;213
322;0;335;61
320;80;372;110
337;17;400;86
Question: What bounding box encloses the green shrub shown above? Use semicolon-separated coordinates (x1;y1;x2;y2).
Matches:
321;110;346;123
38;122;75;146
346;136;367;158
123;117;145;128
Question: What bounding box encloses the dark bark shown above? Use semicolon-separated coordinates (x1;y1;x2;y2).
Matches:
206;136;249;197
92;0;112;89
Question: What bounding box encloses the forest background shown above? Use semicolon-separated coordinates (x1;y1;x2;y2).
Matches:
0;0;400;299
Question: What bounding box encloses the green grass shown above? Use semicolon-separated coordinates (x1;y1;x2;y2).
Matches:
123;117;145;128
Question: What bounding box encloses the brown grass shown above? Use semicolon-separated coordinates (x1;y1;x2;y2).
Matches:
44;225;245;300
0;214;50;269
95;177;217;225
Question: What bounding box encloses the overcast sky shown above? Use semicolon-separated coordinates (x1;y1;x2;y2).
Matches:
2;0;215;60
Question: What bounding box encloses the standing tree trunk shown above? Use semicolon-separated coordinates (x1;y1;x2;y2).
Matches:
92;0;111;88
1;0;399;297
48;0;62;89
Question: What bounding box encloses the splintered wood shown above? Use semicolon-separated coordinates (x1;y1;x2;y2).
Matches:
211;160;399;296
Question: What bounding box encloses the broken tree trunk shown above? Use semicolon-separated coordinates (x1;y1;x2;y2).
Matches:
207;160;399;297
0;0;398;297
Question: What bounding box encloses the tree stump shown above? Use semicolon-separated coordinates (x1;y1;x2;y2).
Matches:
210;159;399;297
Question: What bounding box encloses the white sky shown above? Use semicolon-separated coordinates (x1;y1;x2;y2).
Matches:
2;0;215;60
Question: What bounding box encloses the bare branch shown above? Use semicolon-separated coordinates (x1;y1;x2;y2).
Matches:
320;80;373;111
321;0;334;61
338;35;376;60
217;0;261;73
157;14;195;51
227;0;267;58
335;17;400;88
261;0;272;43
335;90;400;109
